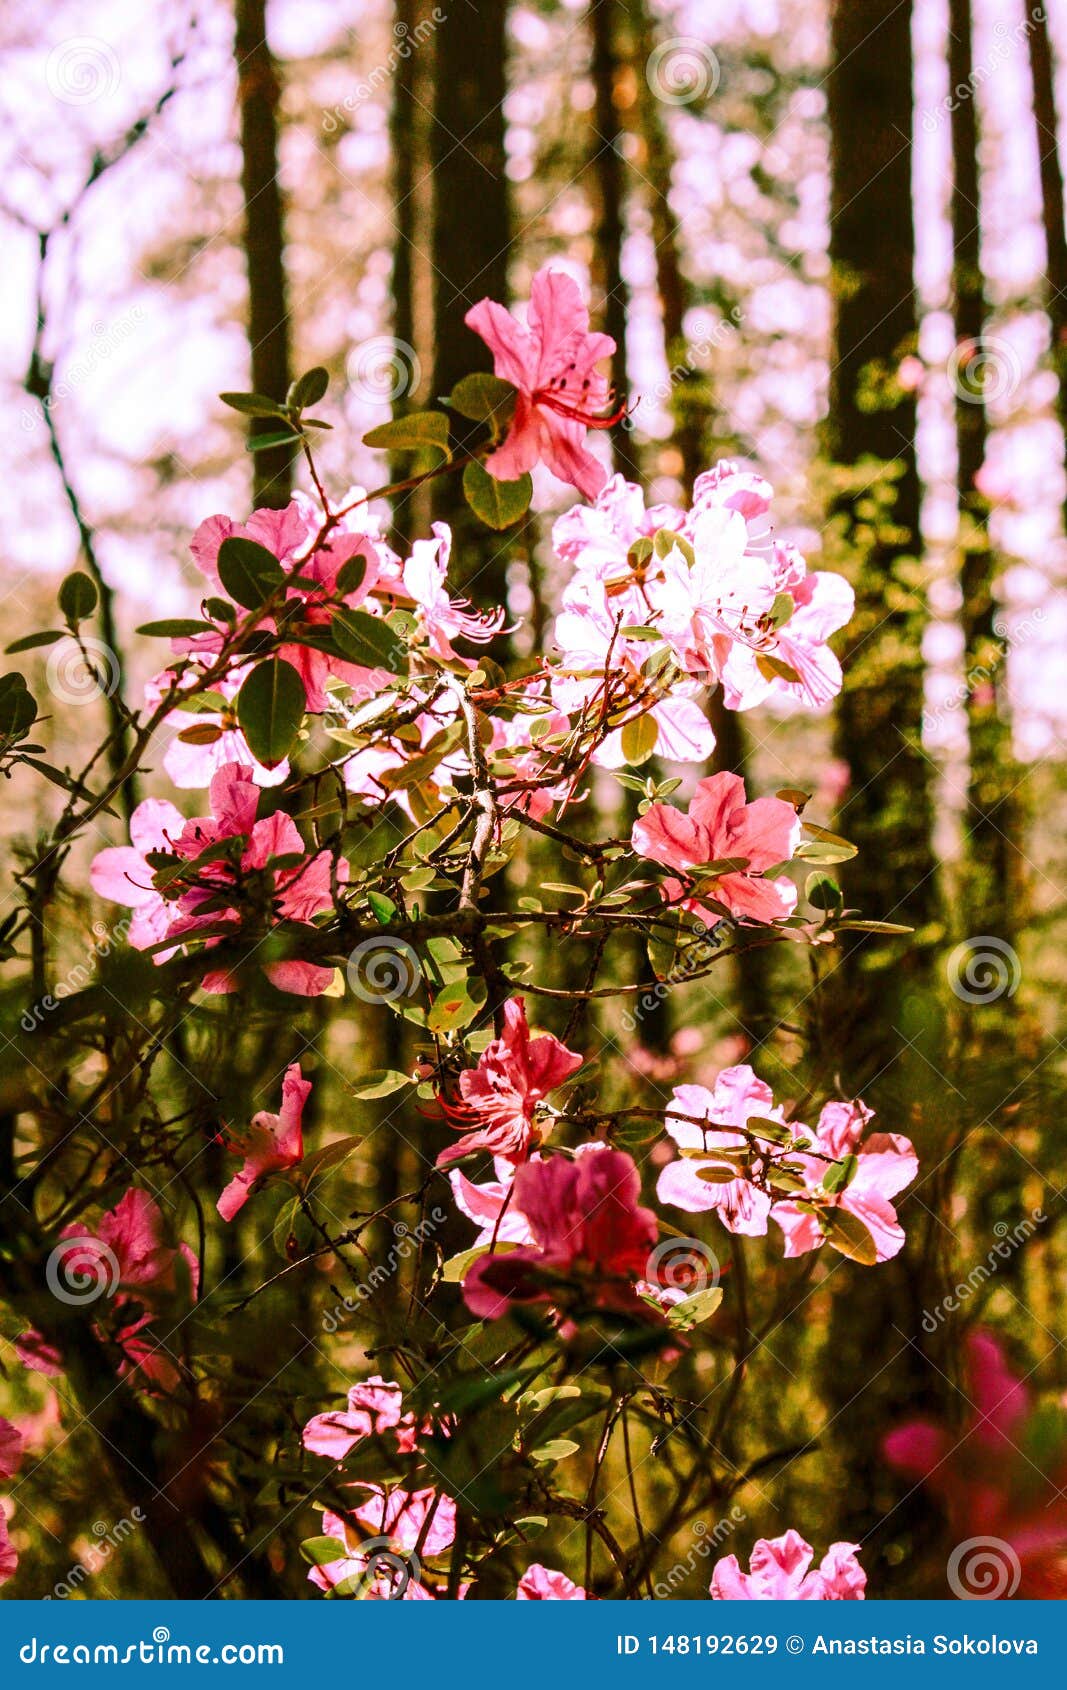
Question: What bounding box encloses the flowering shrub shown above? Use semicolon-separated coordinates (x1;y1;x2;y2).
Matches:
0;264;932;1599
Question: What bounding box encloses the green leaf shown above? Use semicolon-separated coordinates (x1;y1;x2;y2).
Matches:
363;410;451;461
366;890;397;923
822;1153;859;1195
647;908;682;981
756;652;802;685
330;608;407;674
806;873;842;913
695;1165;741;1185
299;1536;348;1568
462;459;532;529
58;572;98;625
821;1206;878;1265
236;658;306;768
667;1285;723;1331
246;428;298;452
288;366;329;409
530;1438;580;1464
217;537;285;610
746;1115;795;1147
135;619;217;638
445;373;516;437
620;711;659;766
220;391;290;418
5;630;65;653
0;675;37;740
834;919;913;934
427;977;488;1034
350;1068;411;1100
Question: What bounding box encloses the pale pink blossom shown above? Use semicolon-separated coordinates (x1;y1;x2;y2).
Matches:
710;1531;866;1600
217;1062;310;1221
435;997;583;1169
656;1069;789;1237
631;771;800;926
449;1158;537;1247
401;523;506;659
466;268;618;499
516;1563;588;1600
308;1488;456;1598
771;1100;918;1263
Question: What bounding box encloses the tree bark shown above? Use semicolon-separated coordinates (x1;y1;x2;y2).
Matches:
234;0;294;509
429;0;513;606
1028;7;1067;536
950;0;1023;944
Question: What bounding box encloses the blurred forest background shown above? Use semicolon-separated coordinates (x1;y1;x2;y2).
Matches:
2;0;1067;1598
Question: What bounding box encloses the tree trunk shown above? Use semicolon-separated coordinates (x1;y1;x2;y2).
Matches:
822;0;949;1579
1028;8;1067;537
429;0;512;606
234;0;294;509
590;0;638;480
950;0;1022;945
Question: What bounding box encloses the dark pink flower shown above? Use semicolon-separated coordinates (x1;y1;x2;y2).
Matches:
462;1146;659;1324
0;1509;16;1588
217;1063;310;1221
91;763;343;998
631;771;800;925
302;1376;425;1461
885;1330;1067;1596
466;268;618;499
308;1488;457;1599
516;1563;588;1600
435;997;583;1169
710;1530;866;1599
0;1419;24;1481
17;1189;197;1393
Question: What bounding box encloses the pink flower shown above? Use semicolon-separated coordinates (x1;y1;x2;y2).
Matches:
303;1377;425;1462
0;1419;24;1481
465;268;619;499
462;1146;659;1324
400;524;506;659
656;1072;916;1264
91;763;343;997
0;1509;16;1588
149;667;289;791
435;997;583;1169
631;771;800;926
217;1062;310;1221
17;1188;197;1392
308;1488;456;1598
771;1101;917;1264
516;1563;588;1600
710;1531;866;1600
449;1158;537;1247
885;1331;1067;1596
656;1069;789;1237
186;495;390;713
